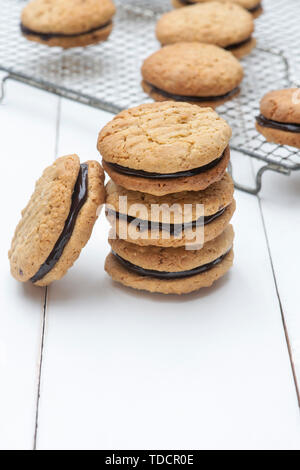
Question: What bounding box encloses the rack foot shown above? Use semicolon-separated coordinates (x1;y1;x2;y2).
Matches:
231;162;291;195
0;75;12;104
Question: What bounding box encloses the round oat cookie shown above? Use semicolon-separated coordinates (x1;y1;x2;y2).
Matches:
21;0;116;48
106;174;235;247
142;43;243;108
109;225;234;272
260;89;300;124
105;172;235;246
9;156;105;286
256;89;300;148
255;124;300;149
98;102;231;174
157;2;255;58
108;200;235;248
106;172;234;222
105;226;234;295
105;249;233;294
102;145;230;196
172;0;262;18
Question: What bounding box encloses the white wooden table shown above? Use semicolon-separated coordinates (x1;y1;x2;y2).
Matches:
1;79;300;451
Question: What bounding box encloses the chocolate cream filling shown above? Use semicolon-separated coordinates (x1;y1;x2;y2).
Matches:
107;207;226;236
256;114;300;133
248;3;262;13
30;164;88;284
177;0;261;13
104;150;225;180
145;82;240;103
225;36;253;51
112;248;231;280
20;21;112;41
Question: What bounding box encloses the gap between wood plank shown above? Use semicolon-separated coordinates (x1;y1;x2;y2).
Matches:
248;160;300;407
33;287;48;450
256;197;300;407
33;98;62;450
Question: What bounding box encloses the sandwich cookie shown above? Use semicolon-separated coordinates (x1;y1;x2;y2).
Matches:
105;173;235;247
105;225;234;295
157;2;255;59
256;89;300;148
98;102;232;196
171;0;263;18
142;43;243;108
21;0;116;48
9;155;105;286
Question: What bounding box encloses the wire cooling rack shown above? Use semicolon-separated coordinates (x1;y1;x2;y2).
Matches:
0;0;300;194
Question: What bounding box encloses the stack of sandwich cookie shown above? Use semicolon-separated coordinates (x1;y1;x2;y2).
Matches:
142;43;243;108
171;0;263;18
9;155;105;286
21;0;116;48
256;89;300;149
157;1;255;59
98;102;235;295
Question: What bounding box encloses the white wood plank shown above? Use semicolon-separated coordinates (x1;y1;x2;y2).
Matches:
0;79;58;450
251;159;300;400
35;100;300;450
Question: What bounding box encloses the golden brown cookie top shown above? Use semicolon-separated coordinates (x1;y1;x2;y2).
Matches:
173;0;260;9
157;2;254;47
22;0;116;35
35;160;105;286
142;43;243;97
259;89;300;124
109;225;234;272
9;156;105;284
106;172;234;222
98;102;232;173
9;155;81;281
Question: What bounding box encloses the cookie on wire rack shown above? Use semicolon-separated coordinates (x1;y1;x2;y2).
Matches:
256;89;300;149
157;1;256;59
21;0;116;48
171;0;263;18
141;43;243;108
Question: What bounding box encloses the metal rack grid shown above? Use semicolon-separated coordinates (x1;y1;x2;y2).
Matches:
0;0;300;194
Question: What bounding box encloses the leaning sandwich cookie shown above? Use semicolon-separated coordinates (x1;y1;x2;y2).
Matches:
21;0;116;48
256;89;300;149
142;43;243;108
9;155;105;286
171;0;263;18
105;225;234;295
97;102;232;196
157;2;255;59
105;173;236;248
